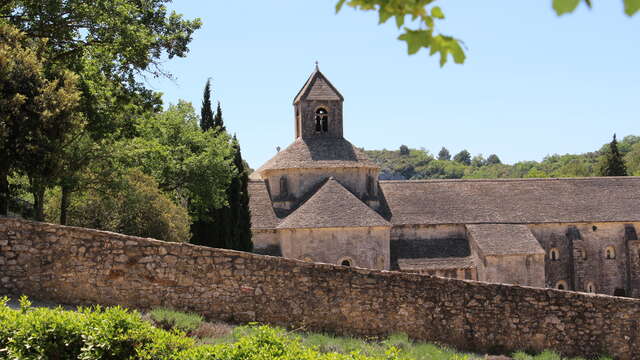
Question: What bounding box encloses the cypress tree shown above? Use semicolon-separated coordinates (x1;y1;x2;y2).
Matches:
213;101;225;133
600;134;628;176
226;136;252;251
200;79;214;131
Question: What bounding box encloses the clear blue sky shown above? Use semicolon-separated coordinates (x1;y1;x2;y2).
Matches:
148;1;639;169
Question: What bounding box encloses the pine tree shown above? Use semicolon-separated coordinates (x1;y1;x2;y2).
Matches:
200;79;214;131
438;147;451;161
600;134;628;176
213;101;226;133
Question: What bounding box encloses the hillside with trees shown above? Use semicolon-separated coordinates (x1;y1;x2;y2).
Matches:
367;135;639;180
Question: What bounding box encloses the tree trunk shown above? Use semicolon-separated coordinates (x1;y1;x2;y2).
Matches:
0;170;8;216
60;183;70;225
32;183;45;221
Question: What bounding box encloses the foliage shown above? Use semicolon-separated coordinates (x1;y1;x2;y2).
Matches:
0;23;83;219
553;0;639;16
453;150;471;166
598;134;627;176
0;299;405;360
200;79;214;131
486;154;501;165
118;101;234;217
437;147;451;161
336;0;464;66
335;0;637;65
214;101;226;133
365;134;639;180
45;168;191;242
225;138;253;251
149;308;204;334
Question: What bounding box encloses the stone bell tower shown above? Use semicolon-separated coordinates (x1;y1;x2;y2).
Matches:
292;63;344;140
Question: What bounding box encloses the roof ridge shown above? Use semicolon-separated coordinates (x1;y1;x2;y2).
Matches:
379;176;640;184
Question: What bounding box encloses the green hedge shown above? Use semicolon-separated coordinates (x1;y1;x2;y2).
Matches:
0;296;409;360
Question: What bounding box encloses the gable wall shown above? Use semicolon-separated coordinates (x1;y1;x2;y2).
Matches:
529;222;640;296
279;226;390;269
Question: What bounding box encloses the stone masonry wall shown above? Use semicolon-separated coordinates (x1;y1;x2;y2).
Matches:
1;217;640;359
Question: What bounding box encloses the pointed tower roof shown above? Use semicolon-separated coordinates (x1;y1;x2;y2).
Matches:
293;66;343;104
277;177;390;229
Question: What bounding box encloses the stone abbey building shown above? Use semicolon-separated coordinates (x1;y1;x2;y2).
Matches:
248;67;640;297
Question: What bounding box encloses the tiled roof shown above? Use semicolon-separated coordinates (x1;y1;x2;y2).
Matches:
379;177;640;225
254;137;378;175
466;224;545;256
397;257;475;271
247;180;279;229
277;178;390;229
293;68;343;104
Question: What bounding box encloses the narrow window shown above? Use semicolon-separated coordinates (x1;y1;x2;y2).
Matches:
605;246;616;260
338;257;353;267
279;176;288;197
549;248;560;261
556;280;568;290
586;282;596;293
315;108;328;133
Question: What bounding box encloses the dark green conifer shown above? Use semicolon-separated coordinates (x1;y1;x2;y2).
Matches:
200;79;214;131
600;134;628;176
213;101;225;133
226;136;252;251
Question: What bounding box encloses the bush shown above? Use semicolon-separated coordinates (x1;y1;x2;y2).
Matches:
0;297;400;360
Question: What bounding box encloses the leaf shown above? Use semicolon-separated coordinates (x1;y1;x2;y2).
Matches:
335;0;347;13
395;15;405;28
379;9;392;24
625;0;640;16
552;0;581;15
431;6;445;19
398;29;428;55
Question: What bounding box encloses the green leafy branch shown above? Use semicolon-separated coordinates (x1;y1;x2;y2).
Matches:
335;0;465;66
336;0;639;67
552;0;640;16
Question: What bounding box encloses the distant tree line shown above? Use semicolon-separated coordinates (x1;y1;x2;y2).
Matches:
0;3;251;251
371;135;635;180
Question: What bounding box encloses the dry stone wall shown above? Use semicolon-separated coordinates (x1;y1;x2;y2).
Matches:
1;217;640;359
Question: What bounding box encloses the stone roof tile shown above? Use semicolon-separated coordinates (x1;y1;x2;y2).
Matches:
293;68;343;104
248;180;279;229
379;177;640;225
254;137;378;175
277;177;390;229
466;224;545;256
398;257;475;271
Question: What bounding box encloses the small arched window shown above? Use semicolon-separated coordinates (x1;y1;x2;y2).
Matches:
586;282;596;293
605;246;616;260
279;176;288;197
574;248;587;260
549;248;560;261
315;108;328;133
338;257;354;267
556;280;568;290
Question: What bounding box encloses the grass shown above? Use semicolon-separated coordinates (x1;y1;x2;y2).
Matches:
148;307;204;334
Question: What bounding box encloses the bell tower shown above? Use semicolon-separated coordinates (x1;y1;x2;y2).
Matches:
292;63;344;140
